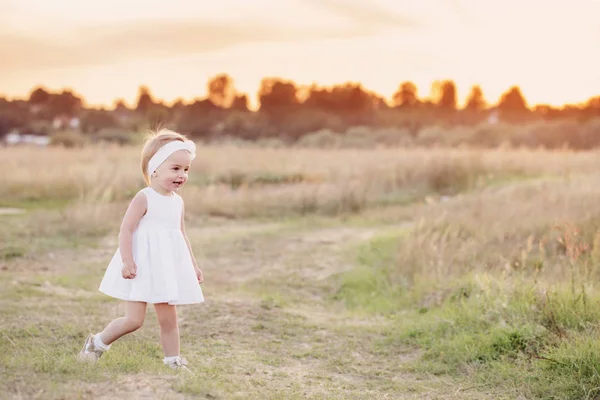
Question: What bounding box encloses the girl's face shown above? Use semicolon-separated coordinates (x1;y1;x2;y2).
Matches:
152;150;193;194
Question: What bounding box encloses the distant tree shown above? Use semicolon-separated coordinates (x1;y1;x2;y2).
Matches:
328;84;374;113
0;100;30;137
223;110;258;139
464;85;486;111
0;112;16;138
256;78;300;136
583;96;600;118
207;74;235;108
168;98;185;120
392;81;419;108
80;109;118;133
188;98;220;113
587;96;600;109
258;78;299;112
113;99;130;112
176;99;221;138
303;86;334;113
171;98;186;109
146;102;173;126
29;87;51;105
301;82;377;128
532;104;561;120
46;90;83;117
231;94;249;111
497;86;529;122
497;86;528;113
431;80;457;111
135;85;155;114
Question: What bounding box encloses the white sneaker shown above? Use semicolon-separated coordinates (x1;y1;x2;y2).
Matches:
164;356;194;375
77;333;104;362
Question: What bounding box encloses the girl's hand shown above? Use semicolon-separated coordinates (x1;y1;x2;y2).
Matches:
195;267;203;284
122;262;137;279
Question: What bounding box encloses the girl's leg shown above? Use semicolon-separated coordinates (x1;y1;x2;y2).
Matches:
154;303;179;357
98;301;147;345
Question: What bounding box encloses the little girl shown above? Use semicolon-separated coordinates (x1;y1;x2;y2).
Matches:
78;129;204;372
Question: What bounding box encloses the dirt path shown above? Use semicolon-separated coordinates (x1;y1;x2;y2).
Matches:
0;207;24;215
174;219;496;399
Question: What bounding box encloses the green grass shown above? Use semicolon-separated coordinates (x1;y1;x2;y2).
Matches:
521;336;600;399
336;227;600;399
333;231;407;314
49;266;105;290
1;324;107;380
172;374;226;398
0;205;118;261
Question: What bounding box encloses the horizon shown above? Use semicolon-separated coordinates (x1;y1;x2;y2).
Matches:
6;77;599;112
1;0;599;108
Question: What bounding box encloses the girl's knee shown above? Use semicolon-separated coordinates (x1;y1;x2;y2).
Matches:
125;316;145;332
124;301;147;332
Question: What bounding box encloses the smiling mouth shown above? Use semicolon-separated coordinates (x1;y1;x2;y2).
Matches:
173;181;183;186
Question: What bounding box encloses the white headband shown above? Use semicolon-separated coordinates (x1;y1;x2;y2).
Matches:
147;140;196;175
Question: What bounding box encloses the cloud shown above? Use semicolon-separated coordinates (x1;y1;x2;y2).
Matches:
444;0;473;23
304;0;419;32
0;17;370;72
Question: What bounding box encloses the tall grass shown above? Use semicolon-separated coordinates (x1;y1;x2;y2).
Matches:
3;145;600;219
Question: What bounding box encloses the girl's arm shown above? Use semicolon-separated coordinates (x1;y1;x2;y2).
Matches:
180;202;203;281
119;192;147;266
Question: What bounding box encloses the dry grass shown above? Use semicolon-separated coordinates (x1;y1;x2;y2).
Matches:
393;172;600;285
3;144;600;219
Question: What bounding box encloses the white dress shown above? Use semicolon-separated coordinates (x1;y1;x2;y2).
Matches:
99;187;204;305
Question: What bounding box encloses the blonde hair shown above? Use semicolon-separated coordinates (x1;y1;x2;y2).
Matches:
141;128;191;186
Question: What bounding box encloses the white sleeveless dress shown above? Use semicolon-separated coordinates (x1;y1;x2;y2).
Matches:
99;187;204;305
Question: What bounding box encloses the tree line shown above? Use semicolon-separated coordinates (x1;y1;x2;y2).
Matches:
1;74;599;147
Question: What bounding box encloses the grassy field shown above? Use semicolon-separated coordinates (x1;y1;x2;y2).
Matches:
3;144;600;399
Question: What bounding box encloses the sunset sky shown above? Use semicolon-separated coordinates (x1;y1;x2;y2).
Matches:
1;0;599;108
